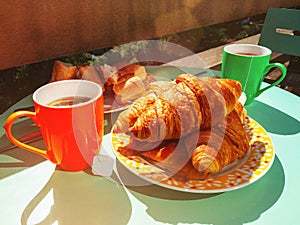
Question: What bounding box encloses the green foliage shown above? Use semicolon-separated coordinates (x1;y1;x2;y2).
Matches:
14;65;29;81
59;53;94;66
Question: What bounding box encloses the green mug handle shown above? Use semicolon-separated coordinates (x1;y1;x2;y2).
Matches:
256;62;287;97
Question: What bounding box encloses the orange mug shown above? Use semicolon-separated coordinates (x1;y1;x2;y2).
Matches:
5;80;104;171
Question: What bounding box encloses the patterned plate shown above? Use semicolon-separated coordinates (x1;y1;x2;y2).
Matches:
111;117;275;193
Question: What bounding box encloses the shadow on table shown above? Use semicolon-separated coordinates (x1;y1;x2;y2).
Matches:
20;169;131;225
0;142;47;179
117;156;285;225
246;100;300;135
0;148;131;225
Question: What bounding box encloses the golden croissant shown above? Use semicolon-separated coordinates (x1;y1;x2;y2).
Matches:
114;74;242;142
186;104;249;178
131;103;249;180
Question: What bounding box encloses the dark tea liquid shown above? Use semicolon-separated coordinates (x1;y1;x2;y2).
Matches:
48;96;92;106
235;52;261;56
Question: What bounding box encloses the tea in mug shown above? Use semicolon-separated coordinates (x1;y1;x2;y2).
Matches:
48;96;92;106
235;52;261;56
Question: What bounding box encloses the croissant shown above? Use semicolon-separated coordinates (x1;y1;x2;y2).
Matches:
114;74;242;142
186;106;249;178
114;74;157;104
132;103;249;180
175;74;242;128
50;60;78;82
128;103;248;180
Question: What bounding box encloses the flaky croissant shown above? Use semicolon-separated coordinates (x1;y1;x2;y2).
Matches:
128;103;249;180
185;105;249;178
133;105;249;180
114;74;242;142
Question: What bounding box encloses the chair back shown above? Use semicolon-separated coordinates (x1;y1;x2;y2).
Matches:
259;8;300;56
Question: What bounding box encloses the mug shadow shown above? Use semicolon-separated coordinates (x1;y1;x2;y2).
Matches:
0;143;47;179
115;155;285;225
20;170;132;225
246;100;300;135
0;147;132;225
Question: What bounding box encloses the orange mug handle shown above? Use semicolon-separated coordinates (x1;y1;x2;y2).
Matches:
4;111;50;160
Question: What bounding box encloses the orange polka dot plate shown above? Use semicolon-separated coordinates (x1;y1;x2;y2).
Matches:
111;117;275;193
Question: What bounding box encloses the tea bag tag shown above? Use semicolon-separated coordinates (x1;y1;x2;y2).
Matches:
238;92;247;106
92;154;114;177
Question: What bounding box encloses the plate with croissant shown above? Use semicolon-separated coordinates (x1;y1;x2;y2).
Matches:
111;74;275;193
50;61;158;113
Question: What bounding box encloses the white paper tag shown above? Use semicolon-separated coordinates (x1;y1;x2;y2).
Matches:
238;92;247;106
92;154;114;177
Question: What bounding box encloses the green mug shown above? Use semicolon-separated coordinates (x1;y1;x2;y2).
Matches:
221;44;287;105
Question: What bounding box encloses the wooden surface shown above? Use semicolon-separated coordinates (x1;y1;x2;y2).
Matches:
1;0;300;70
197;34;261;68
172;34;283;69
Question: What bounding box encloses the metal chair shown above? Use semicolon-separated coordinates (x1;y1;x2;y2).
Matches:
258;7;300;95
258;7;300;57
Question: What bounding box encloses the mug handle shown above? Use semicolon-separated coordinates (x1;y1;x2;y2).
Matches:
4;111;50;160
256;62;287;96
